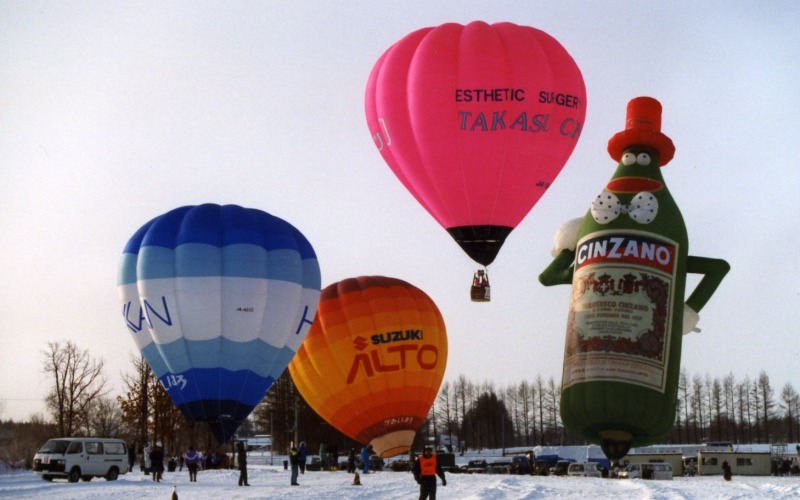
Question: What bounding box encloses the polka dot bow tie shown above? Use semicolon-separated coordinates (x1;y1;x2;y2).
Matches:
590;191;658;224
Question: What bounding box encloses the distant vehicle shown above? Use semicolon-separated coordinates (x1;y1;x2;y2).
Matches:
368;454;385;471
511;455;532;474
534;460;552;475
550;460;572;476
486;460;513;474
436;452;457;473
466;459;488;473
567;462;602;478
619;462;673;480
388;459;410;472
33;437;129;482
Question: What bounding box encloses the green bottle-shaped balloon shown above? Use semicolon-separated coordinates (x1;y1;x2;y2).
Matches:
539;97;729;459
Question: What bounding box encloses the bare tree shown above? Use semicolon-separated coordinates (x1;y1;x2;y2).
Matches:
517;381;533;446
117;354;150;449
757;371;775;442
691;373;705;441
42;341;108;436
436;381;457;447
780;382;799;443
709;375;723;441
678;369;690;442
535;375;546;445
453;375;474;450
544;377;561;443
86;396;123;437
737;376;753;442
723;373;737;442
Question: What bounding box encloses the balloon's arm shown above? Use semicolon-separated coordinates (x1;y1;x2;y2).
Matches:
684;256;730;313
538;249;575;286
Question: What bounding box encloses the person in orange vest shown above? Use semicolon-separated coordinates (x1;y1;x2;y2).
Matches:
412;446;446;500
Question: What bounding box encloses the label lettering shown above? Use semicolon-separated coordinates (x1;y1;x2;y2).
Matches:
346;344;440;384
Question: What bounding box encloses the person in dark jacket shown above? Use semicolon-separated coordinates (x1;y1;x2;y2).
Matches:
236;441;249;486
298;441;308;474
128;442;136;472
412;446;446;500
347;448;356;473
149;442;165;482
722;460;732;481
183;446;200;482
289;446;300;485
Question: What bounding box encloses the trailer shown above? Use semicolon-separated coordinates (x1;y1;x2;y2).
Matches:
619;452;684;476
697;451;772;476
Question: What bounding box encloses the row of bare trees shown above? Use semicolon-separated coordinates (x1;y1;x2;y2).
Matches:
2;341;798;468
423;369;800;451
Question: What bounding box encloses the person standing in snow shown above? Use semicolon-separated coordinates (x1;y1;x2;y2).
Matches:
183;446;200;482
722;460;732;481
298;441;308;474
236;441;249;486
149;441;165;482
330;445;339;471
289;446;300;485
127;441;136;472
143;441;151;474
347;448;356;473
413;446;446;500
360;444;372;474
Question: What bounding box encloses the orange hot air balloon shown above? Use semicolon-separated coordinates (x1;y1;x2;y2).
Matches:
289;276;447;458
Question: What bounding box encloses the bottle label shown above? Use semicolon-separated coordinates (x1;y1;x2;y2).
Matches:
562;230;678;392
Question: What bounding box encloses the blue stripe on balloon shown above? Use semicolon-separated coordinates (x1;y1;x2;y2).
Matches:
130;204;317;258
161;368;275;407
135;244;318;287
118;253;139;286
155;337;298;379
140;342;170;378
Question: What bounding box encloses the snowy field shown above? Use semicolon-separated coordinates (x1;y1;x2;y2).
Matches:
2;460;799;499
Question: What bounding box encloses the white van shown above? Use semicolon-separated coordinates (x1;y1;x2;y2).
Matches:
619;462;673;480
567;462;603;478
33;437;130;482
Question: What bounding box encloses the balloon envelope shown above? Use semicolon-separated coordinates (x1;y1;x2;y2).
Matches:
118;204;321;445
289;276;447;457
366;21;586;266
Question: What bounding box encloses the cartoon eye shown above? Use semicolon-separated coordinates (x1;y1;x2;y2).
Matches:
636;152;651;165
622;153;637;165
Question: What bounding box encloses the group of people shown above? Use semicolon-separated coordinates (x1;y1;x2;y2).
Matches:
290;441;446;499
129;438;449;498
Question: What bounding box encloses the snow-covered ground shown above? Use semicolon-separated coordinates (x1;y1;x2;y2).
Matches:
3;455;799;499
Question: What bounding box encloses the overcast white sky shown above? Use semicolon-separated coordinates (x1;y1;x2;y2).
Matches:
2;1;799;422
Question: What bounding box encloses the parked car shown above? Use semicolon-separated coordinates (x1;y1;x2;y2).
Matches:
533;460;552;475
436;452;457;473
567;462;603;478
550;460;572;476
33;437;129;482
466;459;488;473
487;460;513;474
511;455;532;474
389;459;410;472
368;454;385;471
619;462;673;480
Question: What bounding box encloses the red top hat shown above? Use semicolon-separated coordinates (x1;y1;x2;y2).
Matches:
607;96;675;166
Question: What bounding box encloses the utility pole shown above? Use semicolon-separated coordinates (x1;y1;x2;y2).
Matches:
293;393;299;446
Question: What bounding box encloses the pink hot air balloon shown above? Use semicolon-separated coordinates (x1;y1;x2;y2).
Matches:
365;21;586;298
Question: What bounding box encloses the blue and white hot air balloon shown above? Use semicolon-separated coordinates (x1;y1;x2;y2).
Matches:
118;204;321;445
